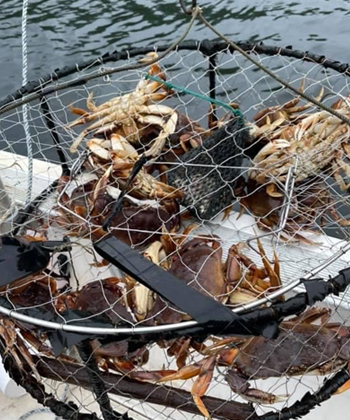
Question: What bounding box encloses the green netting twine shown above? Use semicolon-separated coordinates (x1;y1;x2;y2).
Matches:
145;74;244;121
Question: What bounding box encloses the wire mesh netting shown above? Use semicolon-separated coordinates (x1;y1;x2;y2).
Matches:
2;40;350;420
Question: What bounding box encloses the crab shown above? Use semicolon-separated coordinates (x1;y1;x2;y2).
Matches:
83;134;184;200
238;177;350;244
68;52;185;157
55;172;181;247
248;80;324;143
249;93;350;195
224;308;350;405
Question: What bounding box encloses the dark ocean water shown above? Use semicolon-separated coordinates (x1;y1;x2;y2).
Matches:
2;0;350;99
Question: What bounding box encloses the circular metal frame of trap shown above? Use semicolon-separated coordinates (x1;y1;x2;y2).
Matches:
1;39;350;336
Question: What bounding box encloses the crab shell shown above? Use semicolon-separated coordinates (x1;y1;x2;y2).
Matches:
249;99;350;189
58;178;181;247
169;237;226;299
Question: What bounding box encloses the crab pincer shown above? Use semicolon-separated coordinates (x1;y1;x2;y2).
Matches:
157;355;217;419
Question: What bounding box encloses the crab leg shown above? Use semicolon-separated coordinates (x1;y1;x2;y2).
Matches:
94;122;118;136
137;114;164;127
157;362;203;383
70;129;91;153
157;357;216;418
167;337;192;369
256;238;282;293
69;104;89;116
333;160;350;192
0;319;41;382
305;359;347;377
145;112;179;157
69;110;131;152
330;209;350;227
250;116;287;138
286;307;332;326
68;104;118;128
226;369;287;404
129;370;179;382
86;91;97;112
287;86;324;113
191;355;217;419
217;348;240;365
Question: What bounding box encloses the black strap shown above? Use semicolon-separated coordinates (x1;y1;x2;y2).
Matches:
102;154;147;231
94;235;254;334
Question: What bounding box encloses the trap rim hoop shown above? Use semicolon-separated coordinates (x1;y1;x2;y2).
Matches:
2;39;350;114
1;240;349;335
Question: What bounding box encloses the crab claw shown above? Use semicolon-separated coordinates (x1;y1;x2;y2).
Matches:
191;355;217;419
252;139;290;163
93;165;113;203
87;139;111;161
256;239;281;290
266;183;284;198
138;51;159;64
218;348;240;366
334;362;350;395
134;241;163;320
157;363;202;382
145;111;178;157
226;369;288;404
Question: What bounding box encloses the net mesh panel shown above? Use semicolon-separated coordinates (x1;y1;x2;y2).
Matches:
1;43;350;419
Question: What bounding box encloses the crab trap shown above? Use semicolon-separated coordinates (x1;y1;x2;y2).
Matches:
3;8;350;419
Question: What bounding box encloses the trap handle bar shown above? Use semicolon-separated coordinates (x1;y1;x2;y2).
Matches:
94;234;261;337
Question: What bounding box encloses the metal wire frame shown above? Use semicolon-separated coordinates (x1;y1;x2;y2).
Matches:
1;33;350;420
1;40;350;335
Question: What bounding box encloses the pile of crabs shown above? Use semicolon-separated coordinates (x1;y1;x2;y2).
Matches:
2;233;350;419
59;53;350;245
3;53;350;419
0;235;350;418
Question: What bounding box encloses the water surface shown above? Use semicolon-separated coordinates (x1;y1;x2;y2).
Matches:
2;0;350;98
